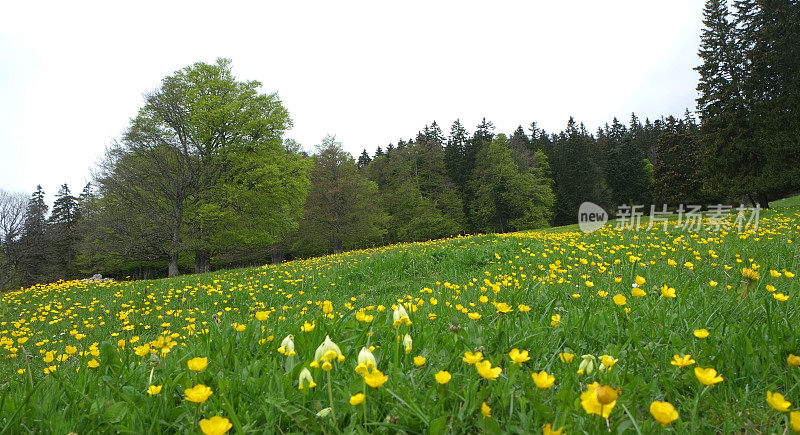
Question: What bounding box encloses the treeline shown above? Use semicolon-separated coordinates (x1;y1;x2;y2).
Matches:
1;0;797;288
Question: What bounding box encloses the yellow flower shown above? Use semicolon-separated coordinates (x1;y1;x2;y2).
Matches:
518;304;531;312
612;294;626;306
313;335;345;366
670;354;695;367
770;269;782;278
134;344;151;357
199;416;232;435
117;339;125;350
766;391;791;412
255;311;270;321
468;312;482;320
635;275;646;286
475;360;502;380
597;290;608;298
349;393;365;406
531;371;555;389
684;261;694;270
87;358;100;368
773;293;789;302
580;382;616;417
278;335;296;357
791;411;800;432
542;423;564;435
785;271;796;278
660;284;676;298
788;354;800;367
693;329;709;339
44;365;56;374
363;368;388;388
65;345;77;355
322;300;333;315
585;281;594;288
481;401;492;418
550;314;561;327
435;370;451;384
147;385;162;395
650;401;679;426
596;385;618;405
694;367;723;386
298;367;316;389
571;293;581;299
187;357;208;372
413;356;426;366
509;348;530;365
600;355;618;370
184;384;213;403
742;267;760;281
632;287;647;297
709;280;718;287
463;351;483;365
494;302;513;313
559;352;574;363
403;334;413;354
300;321;315;332
667;258;677;267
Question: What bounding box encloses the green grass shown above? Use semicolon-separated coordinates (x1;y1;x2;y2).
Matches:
1;198;799;433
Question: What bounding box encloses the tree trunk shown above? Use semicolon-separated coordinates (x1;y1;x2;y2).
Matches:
755;191;770;209
168;252;179;277
194;250;211;274
271;244;284;264
333;237;343;255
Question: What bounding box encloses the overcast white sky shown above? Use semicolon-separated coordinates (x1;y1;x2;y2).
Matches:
1;0;704;203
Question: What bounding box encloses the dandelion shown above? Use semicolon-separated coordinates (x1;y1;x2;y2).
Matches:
531;371;555;389
650;401;679;426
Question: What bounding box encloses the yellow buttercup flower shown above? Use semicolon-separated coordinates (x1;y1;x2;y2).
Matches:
766;391;791;412
650;401;679;426
632;287;647;297
580;382;616;417
413;356;426;366
475;360;502;380
493;302;513;313
693;329;709;339
435;370;451;384
147;385;162;395
349;393;365;406
531;371;555;389
559;352;574;363
773;293;789;302
694;367;723;386
199;416;232;435
509;348;530;365
791;411;800;432
184;384;213;403
481;401;491;418
613;294;627;306
670;354;695;367
463;351;483;365
187;357;208;372
542;423;564;435
550;314;561;327
788;354;800;367
634;275;646;286
660;284;676;298
363;368;388;388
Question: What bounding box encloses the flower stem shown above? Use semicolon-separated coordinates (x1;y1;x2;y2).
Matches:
327;371;337;422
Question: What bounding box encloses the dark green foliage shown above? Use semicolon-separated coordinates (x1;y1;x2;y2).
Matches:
17;186;48;286
653;116;707;205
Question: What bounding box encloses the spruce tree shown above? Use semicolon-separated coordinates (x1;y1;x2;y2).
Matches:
49;183;79;278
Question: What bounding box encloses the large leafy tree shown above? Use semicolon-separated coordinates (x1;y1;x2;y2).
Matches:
98;58;298;276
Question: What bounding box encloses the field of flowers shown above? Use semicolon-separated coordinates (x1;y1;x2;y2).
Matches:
1;202;799;434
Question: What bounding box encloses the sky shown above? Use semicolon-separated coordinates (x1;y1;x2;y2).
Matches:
0;0;705;203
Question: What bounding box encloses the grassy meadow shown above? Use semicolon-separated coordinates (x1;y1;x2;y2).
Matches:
1;200;800;434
